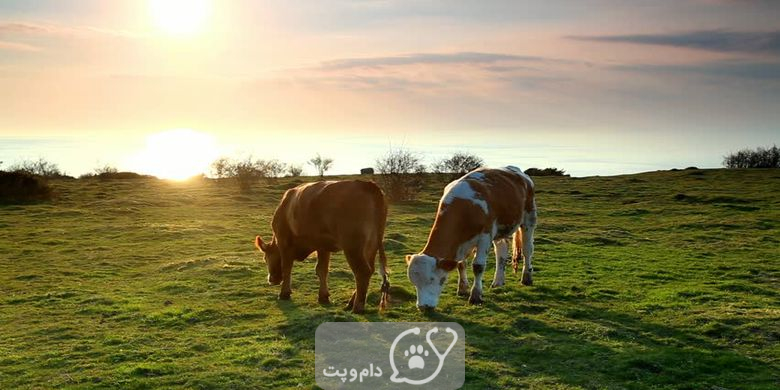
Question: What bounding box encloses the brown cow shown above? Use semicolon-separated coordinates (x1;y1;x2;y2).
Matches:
255;180;389;314
406;166;537;310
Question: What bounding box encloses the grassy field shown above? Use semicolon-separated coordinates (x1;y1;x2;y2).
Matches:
1;169;778;389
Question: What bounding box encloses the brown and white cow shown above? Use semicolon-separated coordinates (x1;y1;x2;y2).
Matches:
406;166;537;310
255;180;389;314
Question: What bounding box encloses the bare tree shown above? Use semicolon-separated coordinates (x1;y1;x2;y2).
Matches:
308;154;334;177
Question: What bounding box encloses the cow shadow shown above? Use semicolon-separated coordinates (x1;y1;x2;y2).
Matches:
424;285;778;389
269;272;778;389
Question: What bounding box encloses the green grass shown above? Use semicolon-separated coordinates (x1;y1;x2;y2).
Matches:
1;169;778;389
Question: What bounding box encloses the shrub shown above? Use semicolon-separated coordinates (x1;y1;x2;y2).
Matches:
99;172;152;180
432;152;484;179
0;171;53;204
524;167;568;177
286;165;304;177
259;160;286;179
723;145;780;169
79;165;153;180
232;157;263;193
375;148;426;202
210;157;233;179
210;156;285;193
8;158;65;178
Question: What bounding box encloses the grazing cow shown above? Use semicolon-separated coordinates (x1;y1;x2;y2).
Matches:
255;180;389;314
406;166;537;310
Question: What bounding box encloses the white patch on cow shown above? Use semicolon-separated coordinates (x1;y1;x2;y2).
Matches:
455;235;479;262
466;171;486;181
457;261;469;293
441;180;488;214
407;254;449;309
491;239;509;288
500;165;534;188
468;233;493;302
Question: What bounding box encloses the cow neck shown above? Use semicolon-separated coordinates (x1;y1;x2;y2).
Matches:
421;223;459;262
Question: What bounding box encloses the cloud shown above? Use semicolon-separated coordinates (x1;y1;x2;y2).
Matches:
569;30;780;55
613;60;780;80
266;51;582;97
317;52;555;71
0;40;40;52
0;21;144;39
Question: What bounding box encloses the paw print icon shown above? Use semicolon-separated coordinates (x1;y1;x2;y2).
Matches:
404;344;429;369
389;326;458;385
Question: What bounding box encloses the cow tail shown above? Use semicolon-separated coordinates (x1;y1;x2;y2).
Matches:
376;184;391;311
515;178;536;274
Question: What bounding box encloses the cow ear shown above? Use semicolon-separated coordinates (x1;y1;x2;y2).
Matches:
255;235;269;252
405;255;412;266
437;259;459;272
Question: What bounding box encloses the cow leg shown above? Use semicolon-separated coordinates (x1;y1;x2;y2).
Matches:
520;209;537;286
345;249;373;314
457;261;470;296
316;251;331;304
469;234;492;305
491;239;510;288
279;255;294;300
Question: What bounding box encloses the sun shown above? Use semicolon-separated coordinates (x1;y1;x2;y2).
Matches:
148;0;212;37
132;129;219;180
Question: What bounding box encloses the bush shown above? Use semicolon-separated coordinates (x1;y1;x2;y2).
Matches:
8;158;66;178
723;145;780;168
286;165;303;177
79;164;153;180
99;172;152;180
375;148;426;202
524;167;568;177
0;171;53;204
210;156;286;193
432;152;484;178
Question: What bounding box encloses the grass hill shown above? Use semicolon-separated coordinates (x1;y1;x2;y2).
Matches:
1;169;778;389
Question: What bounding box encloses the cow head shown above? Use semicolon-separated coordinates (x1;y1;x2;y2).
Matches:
406;254;458;310
255;235;282;285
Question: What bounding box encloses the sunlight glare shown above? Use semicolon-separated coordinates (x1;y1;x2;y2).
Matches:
149;0;212;37
133;129;219;180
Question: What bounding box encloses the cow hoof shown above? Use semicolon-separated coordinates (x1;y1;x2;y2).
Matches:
351;306;365;314
318;295;331;304
491;280;505;288
521;273;533;286
457;285;470;297
468;294;483;305
278;291;292;300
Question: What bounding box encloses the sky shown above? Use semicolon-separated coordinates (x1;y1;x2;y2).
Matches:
1;0;778;178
